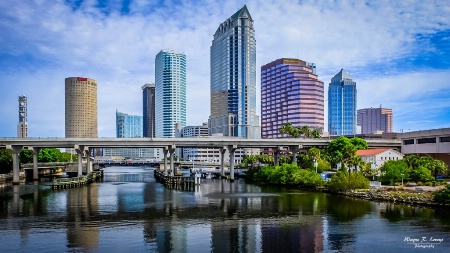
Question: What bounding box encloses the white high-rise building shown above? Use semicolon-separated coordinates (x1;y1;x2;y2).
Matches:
155;50;186;138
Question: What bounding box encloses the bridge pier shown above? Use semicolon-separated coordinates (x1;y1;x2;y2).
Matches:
6;145;23;184
85;148;91;174
220;146;226;176
290;145;302;165
274;146;282;166
169;145;176;176
163;147;169;176
228;145;237;181
75;145;85;176
28;147;41;181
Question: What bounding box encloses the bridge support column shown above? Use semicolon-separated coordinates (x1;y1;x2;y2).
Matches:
228;145;237;181
6;145;23;184
163;147;168;176
28;147;41;181
74;145;85;176
85;148;91;174
274;146;282;166
169;145;176;176
220;146;226;177
290;145;302;165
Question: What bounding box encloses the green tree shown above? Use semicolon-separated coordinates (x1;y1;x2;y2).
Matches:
19;149;34;164
38;148;62;162
409;166;434;182
0;148;13;172
360;162;379;180
379;160;409;187
432;185;450;205
349;137;369;150
429;159;448;180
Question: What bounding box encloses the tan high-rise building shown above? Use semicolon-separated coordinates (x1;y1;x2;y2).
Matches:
357;107;393;134
65;77;98;138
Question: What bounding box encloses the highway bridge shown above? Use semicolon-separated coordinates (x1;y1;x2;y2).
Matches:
0;137;401;184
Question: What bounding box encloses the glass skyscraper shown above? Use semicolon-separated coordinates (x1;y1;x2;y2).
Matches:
155;50;186;138
328;69;357;136
116;110;142;138
208;5;260;138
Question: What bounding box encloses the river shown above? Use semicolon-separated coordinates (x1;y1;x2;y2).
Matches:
0;166;449;252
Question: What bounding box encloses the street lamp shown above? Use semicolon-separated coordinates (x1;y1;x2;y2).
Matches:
313;158;318;173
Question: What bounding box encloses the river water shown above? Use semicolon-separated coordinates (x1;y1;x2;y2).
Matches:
0;166;449;252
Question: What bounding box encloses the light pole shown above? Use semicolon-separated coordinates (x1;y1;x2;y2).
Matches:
313;158;318;173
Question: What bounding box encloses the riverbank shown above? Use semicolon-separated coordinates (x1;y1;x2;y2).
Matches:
328;187;448;207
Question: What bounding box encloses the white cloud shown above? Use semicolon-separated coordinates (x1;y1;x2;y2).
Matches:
0;0;449;137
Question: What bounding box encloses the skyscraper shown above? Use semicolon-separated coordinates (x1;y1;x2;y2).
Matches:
65;77;98;138
261;58;324;139
155;50;186;138
116;110;142;138
209;5;260;138
142;83;156;138
328;69;357;136
357;107;393;134
17;95;28;138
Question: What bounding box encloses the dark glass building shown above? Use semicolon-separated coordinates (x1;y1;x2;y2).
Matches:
142;83;155;138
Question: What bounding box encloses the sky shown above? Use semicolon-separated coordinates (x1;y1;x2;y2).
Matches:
0;0;449;138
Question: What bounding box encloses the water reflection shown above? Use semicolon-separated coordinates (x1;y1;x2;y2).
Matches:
0;166;449;252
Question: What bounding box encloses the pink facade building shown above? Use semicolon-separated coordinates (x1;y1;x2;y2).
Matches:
261;58;324;139
357;107;393;134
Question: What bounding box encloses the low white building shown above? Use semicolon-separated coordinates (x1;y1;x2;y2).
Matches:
357;148;404;169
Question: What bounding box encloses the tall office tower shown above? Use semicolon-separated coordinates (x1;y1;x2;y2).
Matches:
261;58;324;139
116;110;142;138
328;69;357;136
17;95;28;138
142;83;156;138
209;5;260;138
65;77;98;138
357;107;393;134
155;50;186;137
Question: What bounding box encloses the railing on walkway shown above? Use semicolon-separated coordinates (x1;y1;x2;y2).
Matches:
52;170;103;190
370;181;381;188
154;170;200;191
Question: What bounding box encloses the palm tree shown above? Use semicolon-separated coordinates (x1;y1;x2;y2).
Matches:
311;128;321;139
280;123;293;136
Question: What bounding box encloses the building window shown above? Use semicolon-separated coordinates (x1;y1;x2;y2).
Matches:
440;136;450;143
403;139;414;145
417;137;436;144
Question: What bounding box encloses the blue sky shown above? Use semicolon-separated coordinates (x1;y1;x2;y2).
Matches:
0;0;449;137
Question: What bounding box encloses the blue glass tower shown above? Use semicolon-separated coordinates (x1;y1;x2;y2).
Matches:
328;69;357;136
208;5;260;138
155;50;187;138
116;110;142;138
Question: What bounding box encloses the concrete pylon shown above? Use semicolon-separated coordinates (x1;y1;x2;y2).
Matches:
220;146;227;177
290;145;302;165
163;147;169;176
74;145;85;176
273;147;282;166
85;148;91;174
169;145;176;176
6;145;23;184
28;147;41;181
227;145;237;181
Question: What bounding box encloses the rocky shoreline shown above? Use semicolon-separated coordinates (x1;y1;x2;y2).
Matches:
331;188;447;207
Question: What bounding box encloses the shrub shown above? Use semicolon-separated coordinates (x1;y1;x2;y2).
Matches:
327;171;369;191
433;185;450;204
417;182;424;186
425;181;433;186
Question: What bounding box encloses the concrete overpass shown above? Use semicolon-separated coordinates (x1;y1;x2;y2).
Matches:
0;137;401;184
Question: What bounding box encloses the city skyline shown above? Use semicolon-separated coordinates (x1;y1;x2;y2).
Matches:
0;0;449;137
